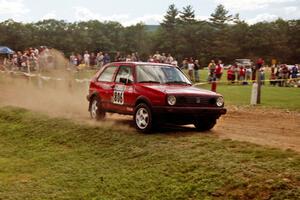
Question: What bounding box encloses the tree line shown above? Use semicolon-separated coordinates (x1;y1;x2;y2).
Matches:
0;4;299;65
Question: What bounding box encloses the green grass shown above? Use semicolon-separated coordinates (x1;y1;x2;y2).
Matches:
0;107;299;199
198;84;300;110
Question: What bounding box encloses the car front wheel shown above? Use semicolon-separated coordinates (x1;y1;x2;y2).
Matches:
90;97;106;120
194;118;216;132
134;103;153;133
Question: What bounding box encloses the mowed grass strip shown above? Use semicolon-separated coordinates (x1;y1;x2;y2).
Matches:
0;107;299;200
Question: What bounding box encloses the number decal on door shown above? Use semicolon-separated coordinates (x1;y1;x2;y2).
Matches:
113;90;124;105
112;85;125;105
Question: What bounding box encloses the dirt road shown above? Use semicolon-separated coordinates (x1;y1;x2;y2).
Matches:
215;107;300;152
0;76;299;152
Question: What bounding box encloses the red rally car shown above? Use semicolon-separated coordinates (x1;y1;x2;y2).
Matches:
87;62;226;132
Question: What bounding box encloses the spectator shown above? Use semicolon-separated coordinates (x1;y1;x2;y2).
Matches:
194;60;200;82
187;58;194;81
103;53;111;65
181;58;188;69
171;57;178;66
131;53;137;62
238;66;246;84
17;51;23;69
114;51;121;62
83;51;90;67
90;53;96;67
270;64;277;86
97;52;104;68
76;53;82;66
245;66;252;81
21;51;29;72
135;52;140;61
160;53;167;63
148;55;154;62
259;66;265;85
227;66;235;83
291;64;298;79
12;53;18;70
254;57;264;81
208;60;216;82
215;60;223;80
126;54;132;62
166;54;174;64
153;51;161;62
281;64;289;87
70;53;76;66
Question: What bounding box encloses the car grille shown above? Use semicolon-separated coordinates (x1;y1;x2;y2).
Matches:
176;96;216;107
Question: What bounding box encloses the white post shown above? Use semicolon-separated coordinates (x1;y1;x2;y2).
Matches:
251;83;258;105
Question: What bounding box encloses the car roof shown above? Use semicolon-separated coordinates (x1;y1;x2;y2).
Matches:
110;61;174;67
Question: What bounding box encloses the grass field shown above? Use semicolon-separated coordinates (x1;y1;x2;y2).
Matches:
0;107;299;199
199;84;300;110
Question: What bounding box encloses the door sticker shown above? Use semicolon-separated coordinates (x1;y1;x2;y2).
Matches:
113;85;125;105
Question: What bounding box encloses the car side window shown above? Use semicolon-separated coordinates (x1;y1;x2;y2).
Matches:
115;66;133;84
98;66;118;82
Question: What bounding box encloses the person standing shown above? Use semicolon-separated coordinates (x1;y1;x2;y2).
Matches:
83;51;90;67
291;64;298;79
70;53;76;66
97;52;104;68
153;51;161;62
166;54;174;64
208;60;216;82
194;60;200;82
281;64;289;87
187;58;194;81
90;53;96;67
215;60;223;81
245;66;252;82
103;53;111;65
114;51;121;62
131;53;137;62
171;57;178;66
227;66;235;83
239;66;246;84
270;64;276;86
160;53;167;63
259;66;266;85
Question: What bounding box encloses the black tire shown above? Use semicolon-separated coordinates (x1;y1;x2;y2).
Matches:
194;118;216;132
90;97;106;121
134;103;153;133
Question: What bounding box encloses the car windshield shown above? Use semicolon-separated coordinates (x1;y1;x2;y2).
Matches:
136;64;192;85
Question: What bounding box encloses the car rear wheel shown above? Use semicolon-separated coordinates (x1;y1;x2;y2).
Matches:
90;97;106;120
194;118;216;132
134;103;153;133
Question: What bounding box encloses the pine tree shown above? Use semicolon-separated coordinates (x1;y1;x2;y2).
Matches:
179;5;196;24
161;4;179;30
209;4;232;26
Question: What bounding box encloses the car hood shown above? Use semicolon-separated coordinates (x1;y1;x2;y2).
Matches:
139;84;218;96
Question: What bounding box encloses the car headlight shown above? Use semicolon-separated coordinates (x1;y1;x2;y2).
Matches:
216;97;224;107
167;95;176;106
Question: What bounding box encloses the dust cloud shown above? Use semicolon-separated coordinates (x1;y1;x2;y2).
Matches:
0;49;131;129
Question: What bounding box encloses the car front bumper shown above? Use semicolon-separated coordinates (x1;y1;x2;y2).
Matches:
152;106;227;117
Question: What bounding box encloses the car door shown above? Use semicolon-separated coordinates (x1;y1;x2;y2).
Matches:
95;65;118;110
111;65;135;114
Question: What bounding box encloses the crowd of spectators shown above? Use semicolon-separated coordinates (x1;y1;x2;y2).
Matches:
69;50;179;69
0;47;46;72
1;48;299;87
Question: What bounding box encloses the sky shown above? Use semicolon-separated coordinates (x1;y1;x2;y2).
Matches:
0;0;299;26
